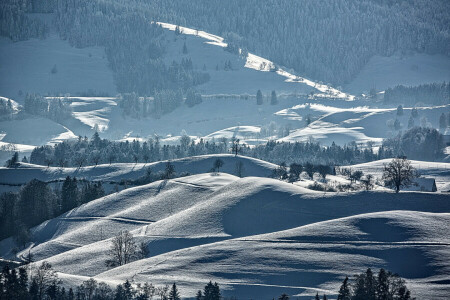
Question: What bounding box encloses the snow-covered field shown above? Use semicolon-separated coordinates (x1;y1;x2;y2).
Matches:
345;53;450;94
0;160;448;298
0;34;116;100
347;159;450;192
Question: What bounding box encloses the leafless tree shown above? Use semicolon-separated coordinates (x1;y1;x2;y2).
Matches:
361;174;375;190
382;158;417;193
106;230;137;267
235;161;245;177
33;261;61;300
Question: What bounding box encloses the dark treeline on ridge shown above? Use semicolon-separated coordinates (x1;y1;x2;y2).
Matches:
0;177;104;243
0;264;413;300
384;82;450;105
27;126;445;169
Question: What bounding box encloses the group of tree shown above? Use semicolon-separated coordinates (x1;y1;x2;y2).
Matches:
0;0;48;41
384;82;450;105
24;94;72;124
276;268;412;300
105;230;148;268
25;125;446;171
255;90;278;105
272;162;334;182
0;98;15;120
4;1;450;91
382;127;445;161
134;0;449;86
0;260;222;300
50;1;209;95
0;176;104;244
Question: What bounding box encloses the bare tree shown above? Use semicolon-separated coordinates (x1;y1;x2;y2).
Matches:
138;242;149;259
232;139;240;156
382;158;417;193
33;261;61;300
91;153;101;166
361;174;374;190
235;161;245;177
213;158;224;172
106;230;137;267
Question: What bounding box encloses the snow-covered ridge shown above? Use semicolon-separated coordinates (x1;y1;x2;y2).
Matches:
156;22;355;101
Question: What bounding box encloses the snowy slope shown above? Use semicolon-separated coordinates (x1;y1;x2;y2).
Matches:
0;154;277;186
345;53;450;94
0;34;116;100
346;159;450;192
97;211;450;300
157;22;354;100
279;103;450;146
3;173;447;297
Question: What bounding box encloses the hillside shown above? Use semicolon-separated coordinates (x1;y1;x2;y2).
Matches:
1;172;448;298
0;34;116;100
98;211;450;300
0;154;277;188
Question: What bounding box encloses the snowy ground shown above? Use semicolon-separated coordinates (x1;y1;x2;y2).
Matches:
345;53;450;94
0;34;116;100
346;159;450;192
0;162;448;298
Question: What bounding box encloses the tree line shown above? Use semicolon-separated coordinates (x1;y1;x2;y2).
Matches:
25;126;445;170
52;0;209;95
384;82;450;105
1;262;413;300
24;94;72;124
0;177;104;244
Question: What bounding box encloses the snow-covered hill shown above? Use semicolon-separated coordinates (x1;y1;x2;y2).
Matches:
0;154;276;188
1;168;449;298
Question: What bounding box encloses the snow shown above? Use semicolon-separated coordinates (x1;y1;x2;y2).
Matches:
279;103;450;146
0;34;116;100
8;177;449;299
347;159;450;192
0;151;449;298
157;22;354;100
345;53;450;94
0;154;277;186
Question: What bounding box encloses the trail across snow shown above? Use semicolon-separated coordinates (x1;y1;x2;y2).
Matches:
156;22;355;100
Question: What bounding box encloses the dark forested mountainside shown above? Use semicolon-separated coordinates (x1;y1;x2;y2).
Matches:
0;0;48;41
384;82;450;105
144;0;450;85
3;0;448;91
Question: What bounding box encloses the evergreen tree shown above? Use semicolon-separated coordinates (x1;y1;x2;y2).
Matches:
315;293;320;300
182;42;188;54
439;112;447;129
271;90;278;105
396;105;403;116
256;90;263;105
213;158;224;172
376;269;389;300
337;276;351;300
169;283;181;300
196;290;203;300
407;115;414;129
278;293;289;300
6;151;19;168
61;176;78;212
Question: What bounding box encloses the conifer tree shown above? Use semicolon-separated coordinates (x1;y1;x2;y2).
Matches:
271;90;278;105
256;90;263;105
337;276;351;300
169;283;181;300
